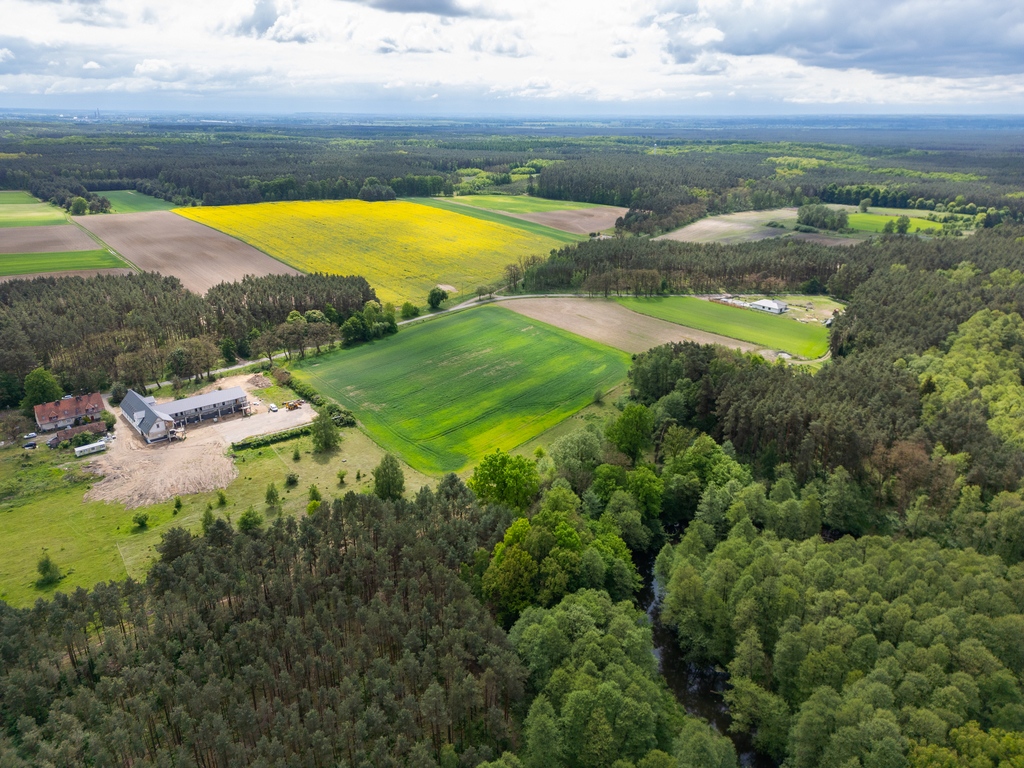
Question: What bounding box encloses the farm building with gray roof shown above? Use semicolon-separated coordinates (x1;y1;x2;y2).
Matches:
120;387;248;443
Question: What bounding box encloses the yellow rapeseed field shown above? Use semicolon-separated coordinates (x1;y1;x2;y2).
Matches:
175;200;567;306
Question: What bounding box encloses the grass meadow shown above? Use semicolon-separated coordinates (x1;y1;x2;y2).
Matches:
0;202;68;228
103;190;179;214
846;213;945;234
451;195;603;214
0;249;125;277
618;297;829;358
0;191;39;204
292;306;631;473
0;429;432;608
176;200;578;305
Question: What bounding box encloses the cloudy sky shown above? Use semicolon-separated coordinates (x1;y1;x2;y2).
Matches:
1;0;1022;114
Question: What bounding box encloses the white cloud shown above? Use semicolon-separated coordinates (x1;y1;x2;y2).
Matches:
82;60;100;68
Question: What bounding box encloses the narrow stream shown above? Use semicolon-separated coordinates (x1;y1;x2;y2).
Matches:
636;550;778;768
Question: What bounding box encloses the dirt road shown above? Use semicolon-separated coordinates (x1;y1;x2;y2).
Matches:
85;374;314;508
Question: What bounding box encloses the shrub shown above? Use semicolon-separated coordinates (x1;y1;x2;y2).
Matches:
285;472;299;487
337;469;347;485
594;388;604;404
174;496;182;511
292;446;301;461
401;302;419;319
132;512;149;529
237;506;264;533
265;482;279;505
36;553;61;586
308;484;321;502
217;490;227;507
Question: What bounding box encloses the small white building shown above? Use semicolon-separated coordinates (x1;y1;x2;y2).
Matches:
750;299;788;314
75;441;107;457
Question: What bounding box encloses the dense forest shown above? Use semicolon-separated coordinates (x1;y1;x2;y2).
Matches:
0;272;378;408
3;120;1024;767
1;121;1021;231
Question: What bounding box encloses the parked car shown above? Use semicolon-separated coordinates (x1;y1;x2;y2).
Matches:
269;404;278;412
23;432;37;439
23;442;36;449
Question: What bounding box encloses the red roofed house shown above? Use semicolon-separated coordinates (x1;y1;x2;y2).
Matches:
34;393;105;432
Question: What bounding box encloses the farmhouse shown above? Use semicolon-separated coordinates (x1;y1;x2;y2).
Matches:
45;421;107;448
120;387;249;443
34;393;105;432
750;299;788;314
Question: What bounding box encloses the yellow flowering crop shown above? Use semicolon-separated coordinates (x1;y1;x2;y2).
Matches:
175;200;567;306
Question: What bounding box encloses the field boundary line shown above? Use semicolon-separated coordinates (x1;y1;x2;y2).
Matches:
64;212;141;274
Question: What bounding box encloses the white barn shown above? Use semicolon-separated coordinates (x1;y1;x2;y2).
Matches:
750;299;788;314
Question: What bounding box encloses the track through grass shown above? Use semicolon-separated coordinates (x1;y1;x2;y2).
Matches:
451;195;604;214
292;306;630;473
0;249;125;277
407;197;584;244
618;296;829;358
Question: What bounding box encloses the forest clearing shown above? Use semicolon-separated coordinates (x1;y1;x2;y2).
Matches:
656;207;801;243
78;210;302;293
618;295;830;358
176;199;575;305
292;306;630;473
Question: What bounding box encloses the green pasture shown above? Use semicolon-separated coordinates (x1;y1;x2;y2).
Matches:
0;250;126;277
0;204;68;228
846;213;942;234
618;297;829;358
452;195;603;214
103;190;178;213
0;191;39;204
0;428;433;608
292;306;631;473
406;197;585;245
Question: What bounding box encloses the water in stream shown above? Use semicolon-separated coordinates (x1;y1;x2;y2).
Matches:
636;550;778;768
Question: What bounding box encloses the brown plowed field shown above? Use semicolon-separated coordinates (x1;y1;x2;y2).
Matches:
78;211;301;294
0;267;133;284
0;224;97;253
507;206;628;234
500;297;763;356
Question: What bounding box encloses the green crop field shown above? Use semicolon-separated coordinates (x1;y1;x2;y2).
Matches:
103;190;178;213
618;297;829;358
847;213;943;233
407;197;585;245
452;195;603;214
0;203;68;228
0;250;126;277
292;306;630;473
0;191;39;204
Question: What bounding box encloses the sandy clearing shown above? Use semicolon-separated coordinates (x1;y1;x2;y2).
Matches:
656;209;800;244
78;211;301;294
0;267;134;284
506;207;628;234
500;297;763;356
84;374;314;508
0;224;98;253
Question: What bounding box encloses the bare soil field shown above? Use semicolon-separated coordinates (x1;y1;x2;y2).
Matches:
508;207;627;234
500;297;762;356
0;224;97;253
85;374;314;508
656;208;800;244
0;267;133;284
78;211;301;294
